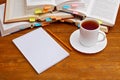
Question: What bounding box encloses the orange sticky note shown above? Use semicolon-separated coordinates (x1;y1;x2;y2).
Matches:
50;16;56;19
43;9;49;13
35;8;42;14
44;5;52;10
55;17;62;20
29;17;36;22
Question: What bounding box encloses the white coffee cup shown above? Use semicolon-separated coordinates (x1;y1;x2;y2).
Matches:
79;19;106;47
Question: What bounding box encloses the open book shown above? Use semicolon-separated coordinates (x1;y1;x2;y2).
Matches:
58;0;120;26
1;4;58;36
0;4;31;36
4;0;74;23
26;0;120;26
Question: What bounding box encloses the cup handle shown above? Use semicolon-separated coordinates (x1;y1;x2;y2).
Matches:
98;31;106;42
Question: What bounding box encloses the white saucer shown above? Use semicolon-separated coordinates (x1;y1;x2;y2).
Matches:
70;29;107;54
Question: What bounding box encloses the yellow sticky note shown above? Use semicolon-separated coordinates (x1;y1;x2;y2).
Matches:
97;20;103;24
29;17;36;22
44;5;52;10
35;8;42;14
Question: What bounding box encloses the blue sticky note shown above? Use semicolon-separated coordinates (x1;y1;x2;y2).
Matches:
77;24;80;28
45;17;52;22
19;26;25;30
63;5;71;9
34;23;42;27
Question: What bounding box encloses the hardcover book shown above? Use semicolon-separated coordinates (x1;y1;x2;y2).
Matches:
58;0;120;26
0;4;30;36
4;0;74;23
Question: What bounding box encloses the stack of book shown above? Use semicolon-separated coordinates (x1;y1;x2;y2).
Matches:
0;0;120;36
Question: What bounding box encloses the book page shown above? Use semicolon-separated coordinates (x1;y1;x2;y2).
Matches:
12;28;69;74
5;0;26;20
75;0;92;14
56;0;92;16
87;0;119;26
0;4;25;30
5;0;56;22
55;0;70;5
26;0;56;6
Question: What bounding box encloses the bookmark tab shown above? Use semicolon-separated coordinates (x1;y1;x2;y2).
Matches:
43;9;49;13
35;8;42;14
71;3;79;8
72;11;79;14
19;26;25;30
50;16;56;19
62;5;71;9
44;5;52;10
29;17;36;22
45;17;52;22
42;22;50;26
55;17;62;20
34;22;42;27
97;19;103;24
77;24;80;28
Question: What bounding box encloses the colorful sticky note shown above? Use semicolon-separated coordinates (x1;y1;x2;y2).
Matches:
42;22;50;26
55;17;62;20
62;5;71;9
35;8;42;14
71;3;79;8
45;17;52;22
19;26;25;30
29;17;36;22
43;9;49;13
77;24;80;28
97;19;103;24
34;23;42;27
44;5;52;10
50;16;56;19
72;11;79;14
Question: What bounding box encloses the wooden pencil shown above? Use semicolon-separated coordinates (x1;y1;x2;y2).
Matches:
45;29;73;51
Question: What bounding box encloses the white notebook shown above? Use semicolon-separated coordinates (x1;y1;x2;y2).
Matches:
12;28;69;74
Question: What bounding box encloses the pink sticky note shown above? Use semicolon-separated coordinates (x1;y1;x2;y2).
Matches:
71;3;79;8
72;11;79;14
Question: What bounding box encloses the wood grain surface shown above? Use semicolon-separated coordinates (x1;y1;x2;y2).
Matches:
0;0;120;80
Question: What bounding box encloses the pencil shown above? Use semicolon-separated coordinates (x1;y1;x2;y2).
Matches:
45;29;73;51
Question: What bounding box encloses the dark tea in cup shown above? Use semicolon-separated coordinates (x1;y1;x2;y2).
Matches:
81;20;99;30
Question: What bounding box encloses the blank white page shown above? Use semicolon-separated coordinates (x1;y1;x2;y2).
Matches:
12;28;69;74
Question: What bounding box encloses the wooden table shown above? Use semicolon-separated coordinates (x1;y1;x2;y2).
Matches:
0;1;120;80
